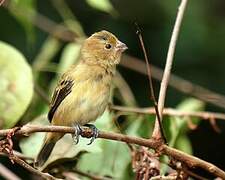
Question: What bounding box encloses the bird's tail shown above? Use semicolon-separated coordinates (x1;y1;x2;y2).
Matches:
34;132;63;168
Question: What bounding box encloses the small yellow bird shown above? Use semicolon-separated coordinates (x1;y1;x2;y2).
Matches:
35;30;127;167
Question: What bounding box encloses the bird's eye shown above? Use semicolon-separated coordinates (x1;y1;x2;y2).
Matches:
105;44;112;49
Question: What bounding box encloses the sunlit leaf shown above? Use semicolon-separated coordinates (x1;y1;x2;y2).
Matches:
20;110;110;169
125;116;144;136
78;110;130;179
21;37;61;123
162;98;204;173
86;0;117;16
0;41;33;128
175;134;192;154
20;115;48;158
78;140;130;178
169;98;204;148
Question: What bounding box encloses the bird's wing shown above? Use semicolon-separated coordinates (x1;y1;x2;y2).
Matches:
48;77;74;122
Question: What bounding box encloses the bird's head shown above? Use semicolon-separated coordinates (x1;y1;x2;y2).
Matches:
81;30;128;68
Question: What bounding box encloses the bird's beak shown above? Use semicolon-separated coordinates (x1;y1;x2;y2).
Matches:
116;40;128;52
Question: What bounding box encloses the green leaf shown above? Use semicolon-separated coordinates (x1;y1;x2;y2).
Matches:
0;41;33;128
86;0;118;16
20;110;111;170
20;115;48;158
162;98;204;173
125;116;144;136
175;134;192;154
78;141;130;178
21;37;61;123
168;98;204;148
78;110;131;179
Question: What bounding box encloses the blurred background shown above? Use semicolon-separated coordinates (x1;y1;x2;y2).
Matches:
0;0;225;179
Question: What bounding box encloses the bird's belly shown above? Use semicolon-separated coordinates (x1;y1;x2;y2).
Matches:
52;82;110;126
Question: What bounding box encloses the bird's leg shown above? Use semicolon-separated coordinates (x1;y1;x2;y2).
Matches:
72;124;82;144
83;124;99;145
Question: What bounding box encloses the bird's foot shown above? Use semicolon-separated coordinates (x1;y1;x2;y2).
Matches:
72;124;82;144
84;124;99;145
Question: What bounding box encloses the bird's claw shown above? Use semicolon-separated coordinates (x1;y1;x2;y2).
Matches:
84;124;99;145
72;124;82;144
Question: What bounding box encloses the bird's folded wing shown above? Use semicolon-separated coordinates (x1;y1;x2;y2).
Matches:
48;78;74;122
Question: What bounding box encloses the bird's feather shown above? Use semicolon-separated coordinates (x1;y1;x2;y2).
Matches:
48;78;74;122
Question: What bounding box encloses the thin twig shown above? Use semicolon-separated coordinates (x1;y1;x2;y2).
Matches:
150;175;176;180
121;55;225;110
0;0;5;6
7;155;59;180
72;169;112;180
135;24;167;143
6;4;78;42
184;169;208;180
114;72;136;106
61;172;78;180
110;105;225;121
0;125;224;179
152;0;189;139
0;150;34;161
34;84;50;104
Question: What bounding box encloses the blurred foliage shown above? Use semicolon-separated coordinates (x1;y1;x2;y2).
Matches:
0;0;225;179
168;98;204;153
8;0;36;43
0;41;33;129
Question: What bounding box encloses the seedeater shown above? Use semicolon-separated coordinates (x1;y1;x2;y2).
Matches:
35;30;128;167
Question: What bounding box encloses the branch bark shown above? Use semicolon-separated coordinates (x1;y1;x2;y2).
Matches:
7;155;58;180
0;125;224;179
152;0;189;139
111;105;225;121
0;0;5;6
121;55;225;110
0;163;21;180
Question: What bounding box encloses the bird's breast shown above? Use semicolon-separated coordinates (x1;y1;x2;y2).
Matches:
52;76;111;126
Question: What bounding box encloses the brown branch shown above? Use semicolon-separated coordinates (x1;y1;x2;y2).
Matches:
0;125;224;179
150;175;176;180
0;0;5;6
135;24;167;143
6;155;59;180
152;0;189;139
6;4;78;42
34;84;50;104
70;169;112;180
0;163;21;180
121;55;225;110
110;105;225;121
113;72;136;106
0;150;34;161
184;169;208;180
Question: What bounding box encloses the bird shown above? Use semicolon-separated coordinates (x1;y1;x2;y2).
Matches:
34;30;128;167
